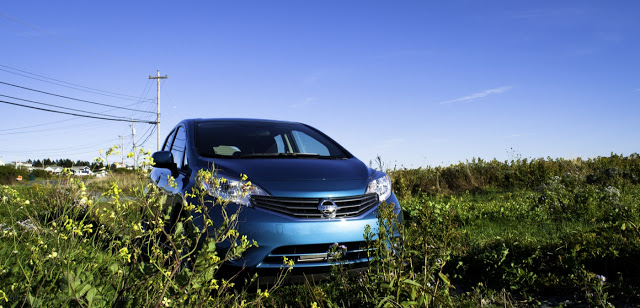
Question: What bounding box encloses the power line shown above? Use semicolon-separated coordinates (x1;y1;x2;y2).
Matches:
3;137;121;154
0;99;157;124
0;80;156;114
137;79;153;104
121;80;155;124
0;64;151;101
138;124;153;142
22;148;115;157
0;97;157;133
138;125;156;148
0;121;116;136
0;118;70;132
0;94;135;121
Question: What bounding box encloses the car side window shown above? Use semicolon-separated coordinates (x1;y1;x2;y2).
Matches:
183;155;188;170
162;129;177;152
273;134;291;153
291;130;330;155
171;126;186;168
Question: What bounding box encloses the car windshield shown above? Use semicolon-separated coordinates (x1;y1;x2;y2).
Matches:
194;121;351;159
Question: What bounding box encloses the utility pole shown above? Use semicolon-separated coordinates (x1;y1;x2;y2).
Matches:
119;135;125;165
131;119;137;170
149;70;168;151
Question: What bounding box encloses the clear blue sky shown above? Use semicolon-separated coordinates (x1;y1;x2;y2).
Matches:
1;1;638;168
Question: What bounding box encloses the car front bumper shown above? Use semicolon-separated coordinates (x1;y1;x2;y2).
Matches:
195;192;401;271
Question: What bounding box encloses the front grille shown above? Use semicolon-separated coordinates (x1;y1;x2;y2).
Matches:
250;193;378;219
262;241;372;265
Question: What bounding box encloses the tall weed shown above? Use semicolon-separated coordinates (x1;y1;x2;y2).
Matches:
0;168;285;306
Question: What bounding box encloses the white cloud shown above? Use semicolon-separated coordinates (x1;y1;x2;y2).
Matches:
290;97;317;109
303;74;322;86
439;86;512;105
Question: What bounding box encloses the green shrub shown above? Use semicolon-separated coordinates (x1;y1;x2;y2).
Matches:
3;152;640;306
0;169;287;307
0;165;28;185
390;153;640;198
29;169;51;180
270;199;459;307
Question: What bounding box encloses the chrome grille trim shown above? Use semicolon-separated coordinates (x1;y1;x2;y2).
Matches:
250;193;379;219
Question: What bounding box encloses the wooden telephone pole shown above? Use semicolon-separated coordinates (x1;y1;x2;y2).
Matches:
149;70;168;151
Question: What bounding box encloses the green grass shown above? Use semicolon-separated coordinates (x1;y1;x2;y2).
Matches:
1;153;639;307
86;171;148;193
1;171;282;307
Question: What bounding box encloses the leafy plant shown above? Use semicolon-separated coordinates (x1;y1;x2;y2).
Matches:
0;155;288;306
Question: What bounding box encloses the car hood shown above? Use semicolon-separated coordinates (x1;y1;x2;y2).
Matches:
207;158;371;198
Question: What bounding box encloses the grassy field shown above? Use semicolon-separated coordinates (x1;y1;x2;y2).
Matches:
1;154;639;307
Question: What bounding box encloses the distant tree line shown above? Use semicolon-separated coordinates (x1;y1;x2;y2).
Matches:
27;158;105;170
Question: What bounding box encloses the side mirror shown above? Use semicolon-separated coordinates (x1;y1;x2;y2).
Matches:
152;151;178;175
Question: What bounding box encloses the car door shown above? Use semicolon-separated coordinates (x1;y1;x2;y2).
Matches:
150;127;177;191
150;125;191;229
152;125;189;194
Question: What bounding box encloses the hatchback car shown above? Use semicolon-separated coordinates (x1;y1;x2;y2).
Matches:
149;118;401;276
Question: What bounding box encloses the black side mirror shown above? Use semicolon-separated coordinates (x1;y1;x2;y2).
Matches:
152;151;178;175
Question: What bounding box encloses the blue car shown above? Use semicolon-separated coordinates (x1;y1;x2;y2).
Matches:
149;118;401;276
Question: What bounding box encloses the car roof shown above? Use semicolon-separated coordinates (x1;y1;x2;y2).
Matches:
185;118;304;126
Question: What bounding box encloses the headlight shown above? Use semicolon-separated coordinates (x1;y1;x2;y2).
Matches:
366;173;392;202
203;176;267;206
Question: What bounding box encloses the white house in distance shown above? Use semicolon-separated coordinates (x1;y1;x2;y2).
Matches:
43;166;64;174
12;161;33;171
0;157;5;166
70;166;94;176
113;162;128;169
